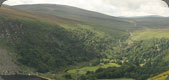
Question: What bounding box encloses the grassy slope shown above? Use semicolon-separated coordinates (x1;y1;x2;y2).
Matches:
128;29;169;60
0;6;83;26
13;4;136;38
67;63;120;74
129;29;169;41
13;4;169;41
131;17;169;29
0;5;134;74
148;71;169;80
0;6;98;72
124;29;169;80
0;16;114;72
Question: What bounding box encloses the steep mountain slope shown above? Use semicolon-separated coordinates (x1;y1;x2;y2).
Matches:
0;5;130;74
13;4;137;38
13;4;169;36
0;49;20;75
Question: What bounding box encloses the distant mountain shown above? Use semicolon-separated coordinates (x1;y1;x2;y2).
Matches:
13;4;137;37
13;4;169;29
13;4;120;21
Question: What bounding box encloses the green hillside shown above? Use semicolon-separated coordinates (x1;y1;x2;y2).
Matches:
1;4;169;80
13;4;137;38
130;29;169;41
77;28;169;80
88;29;169;80
130;17;169;28
148;70;169;80
0;7;117;73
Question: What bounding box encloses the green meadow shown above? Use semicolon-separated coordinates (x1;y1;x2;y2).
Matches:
130;29;169;41
67;63;120;74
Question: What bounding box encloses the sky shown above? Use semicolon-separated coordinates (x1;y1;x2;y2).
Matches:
4;0;169;17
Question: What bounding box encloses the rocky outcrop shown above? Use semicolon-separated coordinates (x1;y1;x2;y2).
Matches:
0;0;6;6
0;49;20;75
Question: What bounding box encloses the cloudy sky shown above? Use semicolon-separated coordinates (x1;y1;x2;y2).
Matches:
4;0;169;17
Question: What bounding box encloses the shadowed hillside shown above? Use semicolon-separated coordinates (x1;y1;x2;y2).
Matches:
0;5;129;74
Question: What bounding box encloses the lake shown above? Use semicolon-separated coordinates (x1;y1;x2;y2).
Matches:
0;75;46;80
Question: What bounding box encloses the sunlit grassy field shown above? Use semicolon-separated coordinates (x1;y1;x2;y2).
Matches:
148;71;169;80
129;29;169;41
67;63;120;74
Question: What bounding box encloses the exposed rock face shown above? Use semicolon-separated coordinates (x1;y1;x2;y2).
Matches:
0;49;20;75
0;0;6;6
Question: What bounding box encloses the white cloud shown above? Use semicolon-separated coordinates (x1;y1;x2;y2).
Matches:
4;0;169;17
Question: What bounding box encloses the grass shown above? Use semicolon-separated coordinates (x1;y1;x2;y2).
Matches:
13;4;134;38
128;29;169;42
67;63;120;74
98;78;135;80
148;71;169;80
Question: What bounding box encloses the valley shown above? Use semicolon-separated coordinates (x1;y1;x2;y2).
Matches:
0;4;169;80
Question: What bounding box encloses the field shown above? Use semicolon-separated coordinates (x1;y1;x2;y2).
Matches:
128;29;169;41
67;63;120;74
148;71;169;80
